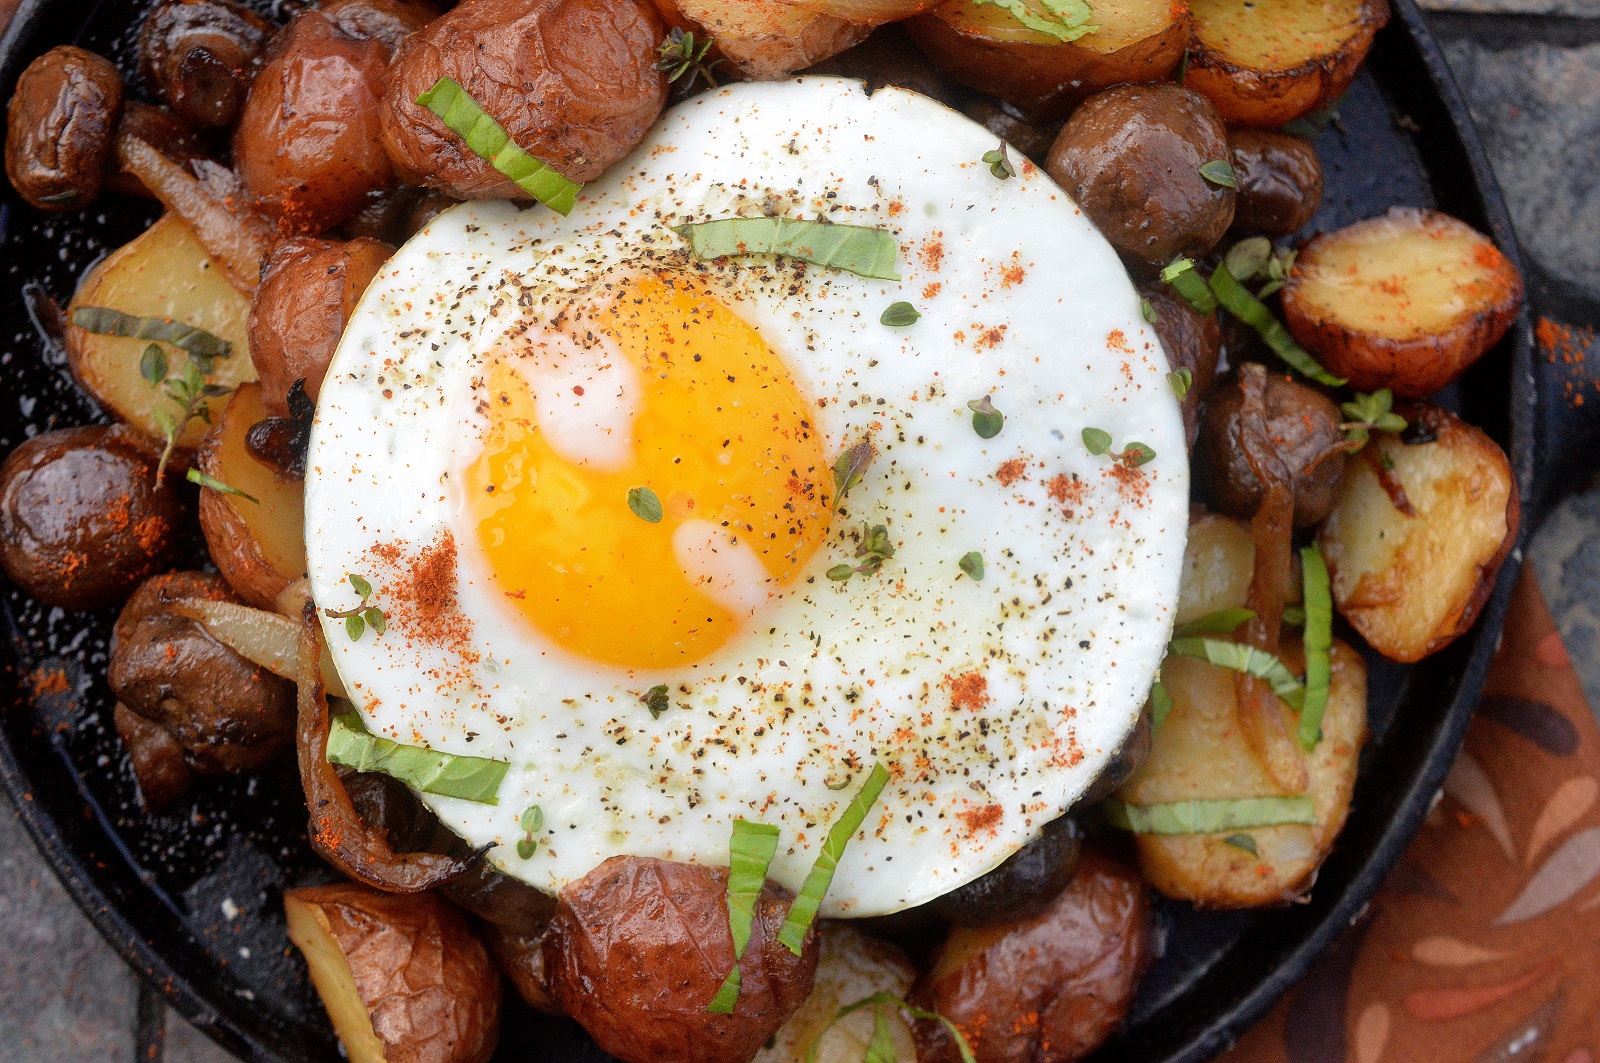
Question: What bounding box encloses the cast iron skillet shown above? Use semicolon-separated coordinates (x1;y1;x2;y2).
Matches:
0;1;1556;1060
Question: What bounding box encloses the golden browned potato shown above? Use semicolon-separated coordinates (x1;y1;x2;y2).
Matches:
1282;208;1524;397
754;923;917;1063
248;235;393;414
1317;403;1518;663
5;46;124;211
1227;126;1322;236
196;384;307;609
1117;640;1367;907
64;213;258;450
912;851;1153;1063
1184;0;1388;127
381;0;667;200
1175;511;1255;626
1046;84;1235;271
284;883;501;1063
665;0;940;81
907;0;1187;121
235;10;395;233
545;855;819;1063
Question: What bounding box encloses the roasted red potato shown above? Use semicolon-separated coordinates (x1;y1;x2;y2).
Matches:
754;923;917;1063
0;426;188;611
1317;403;1518;663
1047;84;1235;270
285;883;502;1063
908;0;1188;121
1282;208;1524;396
235;9;395;233
1227;126;1323;236
664;0;939;81
248;235;392;413
196;384;308;609
64;213;257;450
1184;0;1389;127
912;851;1153;1063
5;46;123;211
321;0;441;51
545;855;819;1063
381;0;668;200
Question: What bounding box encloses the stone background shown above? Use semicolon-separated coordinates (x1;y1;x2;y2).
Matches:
2;2;1598;1060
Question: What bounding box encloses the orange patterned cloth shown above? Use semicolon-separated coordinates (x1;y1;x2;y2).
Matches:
1224;570;1600;1063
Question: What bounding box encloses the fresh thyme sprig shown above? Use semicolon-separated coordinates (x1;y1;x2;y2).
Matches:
322;573;387;642
140;342;231;486
827;524;895;583
655;27;722;89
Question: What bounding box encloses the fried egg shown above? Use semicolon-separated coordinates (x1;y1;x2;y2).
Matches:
305;77;1187;916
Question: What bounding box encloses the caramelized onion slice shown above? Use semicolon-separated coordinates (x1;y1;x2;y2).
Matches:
295;626;473;892
171;596;348;698
1234;483;1309;793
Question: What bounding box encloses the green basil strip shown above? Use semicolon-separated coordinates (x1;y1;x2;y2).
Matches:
1167;636;1305;710
414;77;582;216
326;712;509;805
809;992;977;1063
1159;258;1218;315
864;1011;897;1063
70;307;231;360
1173;607;1257;638
707;819;781;1015
778;762;890;954
675;218;901;281
1207;264;1345;386
1104;796;1316;834
1298;545;1334;750
971;0;1097;41
1149;678;1173;729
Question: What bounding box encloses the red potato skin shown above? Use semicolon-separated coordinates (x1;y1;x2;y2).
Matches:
545;855;819;1063
248;235;394;414
379;0;668;199
913;852;1154;1063
234;10;395;233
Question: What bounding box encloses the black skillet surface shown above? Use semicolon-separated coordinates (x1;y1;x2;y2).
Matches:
0;1;1547;1060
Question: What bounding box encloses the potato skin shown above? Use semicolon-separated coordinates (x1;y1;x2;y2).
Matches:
321;0;441;51
5;46;124;211
0;426;188;611
1227;127;1323;236
235;10;395;233
1047;84;1235;271
380;0;668;199
913;851;1153;1063
249;235;394;414
286;883;501;1063
546;855;819;1063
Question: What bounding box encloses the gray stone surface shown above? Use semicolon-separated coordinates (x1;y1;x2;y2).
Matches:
1443;38;1600;297
1422;0;1600;16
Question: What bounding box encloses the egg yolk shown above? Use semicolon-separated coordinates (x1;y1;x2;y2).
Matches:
467;274;834;669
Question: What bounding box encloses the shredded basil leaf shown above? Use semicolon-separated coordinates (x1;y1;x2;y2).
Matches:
1167;636;1305;710
1149;678;1173;729
1298;545;1334;750
70;307;232;362
778;762;889;954
1105;795;1316;834
414;77;582;215
1173;607;1256;638
326;712;509;805
1159;258;1219;315
972;0;1097;42
675;217;901;281
708;819;781;1014
1208;263;1345;386
1282;605;1307;627
809;993;976;1063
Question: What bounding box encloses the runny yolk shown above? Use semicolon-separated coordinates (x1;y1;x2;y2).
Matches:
466;273;833;669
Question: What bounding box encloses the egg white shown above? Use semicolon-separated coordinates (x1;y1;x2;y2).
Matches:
305;77;1187;915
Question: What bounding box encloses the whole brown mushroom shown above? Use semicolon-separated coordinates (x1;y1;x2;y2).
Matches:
114;701;196;813
108;572;297;774
932;815;1084;927
139;0;275;129
1140;281;1223;447
1047;83;1236;271
1227;126;1324;236
0;426;188;611
379;0;668;200
4;46;124;211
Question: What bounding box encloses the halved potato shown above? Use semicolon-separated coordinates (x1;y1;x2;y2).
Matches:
663;0;938;80
1175;512;1302;626
1183;0;1388;127
907;0;1188;120
1317;404;1517;663
64;213;257;450
195;383;306;609
1119;638;1367;907
1282;208;1524;396
284;884;501;1063
754;923;918;1063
